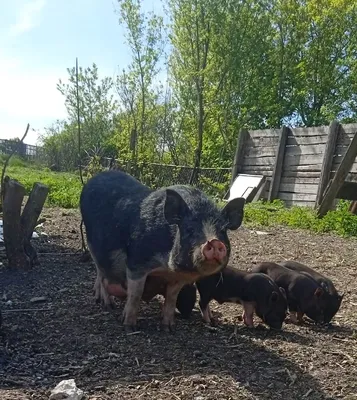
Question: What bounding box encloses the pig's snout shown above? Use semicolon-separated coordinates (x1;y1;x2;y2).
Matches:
202;239;227;263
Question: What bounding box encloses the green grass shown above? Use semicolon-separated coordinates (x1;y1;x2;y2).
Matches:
3;156;357;238
2;156;82;209
243;198;357;237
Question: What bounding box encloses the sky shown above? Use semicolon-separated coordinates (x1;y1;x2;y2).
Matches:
0;0;164;145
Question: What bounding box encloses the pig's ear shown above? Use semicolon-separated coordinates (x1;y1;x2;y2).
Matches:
164;189;187;224
279;287;287;300
321;282;328;292
270;291;279;303
314;287;323;298
221;197;245;230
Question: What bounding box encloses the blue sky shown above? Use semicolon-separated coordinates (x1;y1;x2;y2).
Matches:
0;0;164;145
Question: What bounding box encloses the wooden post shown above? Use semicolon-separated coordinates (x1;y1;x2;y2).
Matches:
21;182;49;266
315;120;340;208
267;126;289;201
2;177;31;269
317;130;357;217
230;129;249;187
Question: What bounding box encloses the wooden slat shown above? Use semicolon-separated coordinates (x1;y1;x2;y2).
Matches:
283;165;322;172
247;137;280;148
287;135;327;146
336;131;354;146
279;183;319;195
268;126;289;201
244;156;276;166
244;146;277;158
248;128;281;138
282;171;322;178
289;126;329;136
242;166;273;177
340;123;357;134
285;143;326;156
335;144;348;155
331;155;357;168
280;177;320;185
278;192;317;202
284;154;323;166
283;199;315;208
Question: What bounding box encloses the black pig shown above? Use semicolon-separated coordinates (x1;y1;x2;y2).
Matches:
251;262;328;324
80;170;245;332
278;260;343;323
195;266;288;330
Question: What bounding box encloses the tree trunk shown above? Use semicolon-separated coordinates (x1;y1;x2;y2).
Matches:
2;177;31;269
2;177;49;269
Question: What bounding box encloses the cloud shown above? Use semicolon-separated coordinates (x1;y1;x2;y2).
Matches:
8;0;46;37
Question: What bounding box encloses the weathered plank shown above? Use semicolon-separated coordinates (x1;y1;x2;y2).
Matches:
279;183;319;195
282;171;323;179
283;199;316;208
283;165;322;172
280;177;320;185
336;131;354;147
340;123;357;134
315;120;340;209
332;154;357;167
248;128;281;138
335;144;349;156
287;135;327;146
285;143;326;156
244;146;277;158
289;126;329;136
284;154;323;166
278;191;317;202
268;127;289;201
247;137;280;148
244;156;277;166
230;129;249;186
318;131;357;217
241;166;273;177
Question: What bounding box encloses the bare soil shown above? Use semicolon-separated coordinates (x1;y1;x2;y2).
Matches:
0;207;356;400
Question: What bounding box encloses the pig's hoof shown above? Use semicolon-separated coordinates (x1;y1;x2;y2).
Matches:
210;318;218;327
161;323;175;333
124;324;137;334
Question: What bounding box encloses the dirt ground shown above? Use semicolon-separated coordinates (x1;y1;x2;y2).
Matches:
0;207;357;400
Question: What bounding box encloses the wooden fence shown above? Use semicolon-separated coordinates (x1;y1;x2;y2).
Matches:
231;122;357;215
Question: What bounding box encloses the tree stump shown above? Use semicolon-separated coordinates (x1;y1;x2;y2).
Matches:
2;177;49;269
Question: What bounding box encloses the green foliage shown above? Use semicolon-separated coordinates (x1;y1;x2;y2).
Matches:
244;199;357;237
5;159;82;209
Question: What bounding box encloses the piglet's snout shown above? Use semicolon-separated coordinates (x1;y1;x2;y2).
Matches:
202;239;227;262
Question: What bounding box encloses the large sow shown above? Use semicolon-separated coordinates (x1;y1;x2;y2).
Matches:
80;170;245;332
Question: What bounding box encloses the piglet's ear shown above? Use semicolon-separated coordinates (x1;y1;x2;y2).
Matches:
279;287;287;300
270;291;279;303
314;287;323;298
221;197;245;230
164;189;187;225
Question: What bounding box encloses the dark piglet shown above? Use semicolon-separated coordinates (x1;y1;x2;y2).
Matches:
251;262;328;324
278;260;343;323
195;266;288;330
80;170;245;332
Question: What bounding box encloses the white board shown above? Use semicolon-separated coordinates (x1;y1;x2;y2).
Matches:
225;174;265;202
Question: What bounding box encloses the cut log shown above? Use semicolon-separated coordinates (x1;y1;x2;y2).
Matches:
2;177;31;269
21;183;49;266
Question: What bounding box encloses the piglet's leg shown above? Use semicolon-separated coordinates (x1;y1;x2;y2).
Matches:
123;276;147;333
242;301;255;328
93;266;115;309
162;282;186;332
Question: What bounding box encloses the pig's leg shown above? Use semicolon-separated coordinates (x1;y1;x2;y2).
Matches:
242;301;255;328
122;275;147;333
93;265;115;309
199;301;217;326
162;282;186;332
